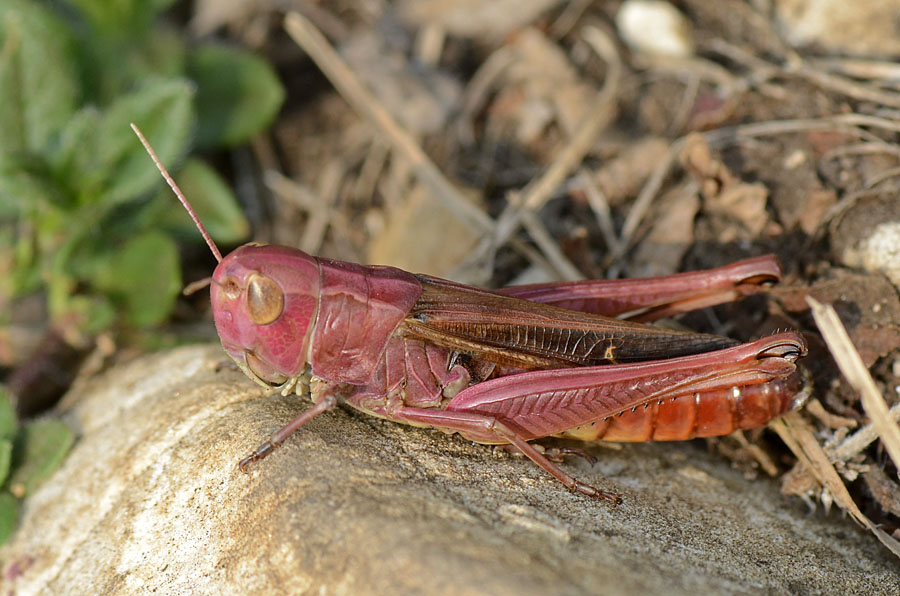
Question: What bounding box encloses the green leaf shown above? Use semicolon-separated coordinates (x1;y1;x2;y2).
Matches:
52;107;105;199
62;0;176;37
0;152;68;215
95;78;194;207
188;44;284;149
0;439;12;485
0;0;79;157
92;230;181;328
139;26;188;81
3;227;42;298
59;294;117;336
146;158;250;246
0;492;17;545
0;386;16;441
8;418;74;498
74;16;189;107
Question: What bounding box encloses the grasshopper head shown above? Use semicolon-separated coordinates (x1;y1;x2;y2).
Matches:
129;124;321;390
210;244;320;389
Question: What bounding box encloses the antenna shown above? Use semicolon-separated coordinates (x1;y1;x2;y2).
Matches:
130;123;223;263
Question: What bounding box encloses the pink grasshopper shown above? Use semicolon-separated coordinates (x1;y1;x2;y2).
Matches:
133;125;809;504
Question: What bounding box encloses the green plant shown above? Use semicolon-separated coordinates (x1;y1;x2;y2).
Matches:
0;385;73;544
0;0;284;345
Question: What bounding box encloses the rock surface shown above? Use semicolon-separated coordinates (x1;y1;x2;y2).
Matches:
2;345;898;595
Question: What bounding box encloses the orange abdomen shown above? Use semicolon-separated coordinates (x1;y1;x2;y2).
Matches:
559;372;807;442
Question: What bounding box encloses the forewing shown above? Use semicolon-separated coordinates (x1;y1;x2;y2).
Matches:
403;275;736;370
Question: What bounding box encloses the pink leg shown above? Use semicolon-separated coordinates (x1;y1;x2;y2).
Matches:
495;255;781;321
541;446;597;464
238;393;338;472
444;332;805;442
395;407;622;505
496;444;597;464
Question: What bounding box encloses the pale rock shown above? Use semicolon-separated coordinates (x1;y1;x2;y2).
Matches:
1;346;897;594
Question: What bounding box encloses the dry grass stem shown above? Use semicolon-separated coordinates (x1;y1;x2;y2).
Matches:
808;297;900;473
284;12;494;236
484;25;622;267
771;413;900;558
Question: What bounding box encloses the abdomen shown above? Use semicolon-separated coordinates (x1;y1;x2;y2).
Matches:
558;372;809;442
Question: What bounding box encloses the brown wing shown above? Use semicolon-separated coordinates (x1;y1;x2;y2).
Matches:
402;275;737;370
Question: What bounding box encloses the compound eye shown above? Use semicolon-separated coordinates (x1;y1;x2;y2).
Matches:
247;273;284;325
